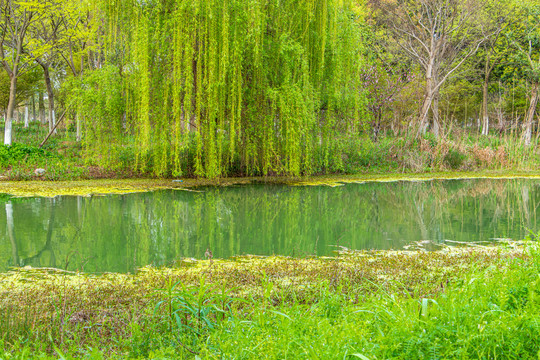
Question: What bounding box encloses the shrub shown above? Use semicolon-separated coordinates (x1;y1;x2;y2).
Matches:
444;149;466;169
0;143;53;168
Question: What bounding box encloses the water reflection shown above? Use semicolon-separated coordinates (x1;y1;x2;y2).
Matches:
0;179;538;273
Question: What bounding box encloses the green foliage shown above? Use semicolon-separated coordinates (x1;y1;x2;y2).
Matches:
0;143;51;168
0;123;89;180
444;149;466;170
0;68;42;110
63;65;125;170
76;0;369;178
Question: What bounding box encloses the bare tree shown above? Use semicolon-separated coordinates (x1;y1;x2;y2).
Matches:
370;0;491;138
506;3;540;147
478;0;512;136
24;0;63;134
57;3;95;142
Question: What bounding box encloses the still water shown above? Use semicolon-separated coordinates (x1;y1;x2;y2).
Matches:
1;179;538;273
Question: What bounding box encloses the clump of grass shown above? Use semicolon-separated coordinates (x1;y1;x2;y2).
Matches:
444;148;466;169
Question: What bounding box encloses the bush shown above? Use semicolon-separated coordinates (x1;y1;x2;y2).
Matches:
0;143;53;168
444;149;466;169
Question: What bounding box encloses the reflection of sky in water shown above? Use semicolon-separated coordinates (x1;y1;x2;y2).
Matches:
0;179;539;274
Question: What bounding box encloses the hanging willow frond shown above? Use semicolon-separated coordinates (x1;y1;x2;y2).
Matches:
83;0;369;178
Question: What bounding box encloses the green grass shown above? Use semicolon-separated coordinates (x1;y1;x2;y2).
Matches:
1;245;539;359
203;261;540;359
0;122;88;180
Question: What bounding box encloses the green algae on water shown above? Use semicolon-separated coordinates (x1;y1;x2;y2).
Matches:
2;171;540;197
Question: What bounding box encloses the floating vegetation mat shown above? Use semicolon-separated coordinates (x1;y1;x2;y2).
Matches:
0;244;537;356
0;246;531;327
2;171;540;197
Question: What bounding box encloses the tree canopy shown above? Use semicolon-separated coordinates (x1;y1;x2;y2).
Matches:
1;0;540;177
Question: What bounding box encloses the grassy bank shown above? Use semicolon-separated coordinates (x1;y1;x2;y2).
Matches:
1;244;539;359
1;123;540;181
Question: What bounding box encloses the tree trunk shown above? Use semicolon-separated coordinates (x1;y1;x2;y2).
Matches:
4;75;17;145
37;61;56;133
32;94;36;121
24;106;29;128
418;84;433;136
522;81;539;147
481;52;493;136
481;78;490;136
431;70;441;138
418;62;436;137
39;92;46;125
52;109;56;134
42;65;56;134
432;89;440;138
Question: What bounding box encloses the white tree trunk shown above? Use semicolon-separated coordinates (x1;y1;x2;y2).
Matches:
4;118;12;146
39;92;46;125
418;63;435;137
481;79;489;136
418;93;433;136
523;81;539;147
52;109;57;134
4;75;17;145
24;106;29;128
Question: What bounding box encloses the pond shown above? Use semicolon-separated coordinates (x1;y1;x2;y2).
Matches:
0;178;538;273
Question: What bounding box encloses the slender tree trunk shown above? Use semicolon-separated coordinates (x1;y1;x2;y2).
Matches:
430;70;441;138
39;92;46;125
43;66;56;134
418;81;433;136
523;81;539;147
4;75;17;145
52;109;56;134
432;90;440;138
481;77;490;136
32;94;36;121
24;106;29;128
497;81;504;131
37;61;56;133
481;53;493;136
418;59;437;137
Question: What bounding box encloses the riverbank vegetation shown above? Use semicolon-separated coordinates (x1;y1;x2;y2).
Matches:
1;0;540;180
2;122;540;180
1;244;539;359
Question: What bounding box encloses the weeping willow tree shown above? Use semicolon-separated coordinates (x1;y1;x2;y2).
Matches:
81;0;369;178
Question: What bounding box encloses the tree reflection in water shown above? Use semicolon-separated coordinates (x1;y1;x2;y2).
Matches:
0;179;538;273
